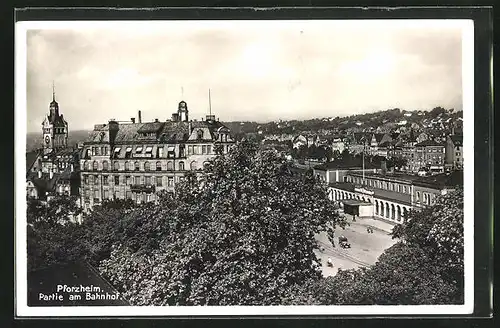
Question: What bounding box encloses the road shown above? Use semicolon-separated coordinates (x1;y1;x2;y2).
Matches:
314;217;397;277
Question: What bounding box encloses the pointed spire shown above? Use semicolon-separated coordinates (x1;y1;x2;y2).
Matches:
52;81;55;102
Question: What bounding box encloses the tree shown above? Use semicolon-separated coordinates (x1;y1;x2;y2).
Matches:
27;195;84;272
293;188;464;305
99;140;345;305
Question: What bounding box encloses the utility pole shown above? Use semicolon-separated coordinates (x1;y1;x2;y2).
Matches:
362;138;366;183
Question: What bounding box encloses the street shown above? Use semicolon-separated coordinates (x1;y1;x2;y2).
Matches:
314;216;398;277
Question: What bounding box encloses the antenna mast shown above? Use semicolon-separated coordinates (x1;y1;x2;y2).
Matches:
209;89;212;115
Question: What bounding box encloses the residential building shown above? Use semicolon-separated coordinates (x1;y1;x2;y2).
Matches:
445;134;463;170
79;101;235;210
411;140;446;173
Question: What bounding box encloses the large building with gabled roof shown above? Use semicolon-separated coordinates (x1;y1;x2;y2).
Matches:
79;100;235;209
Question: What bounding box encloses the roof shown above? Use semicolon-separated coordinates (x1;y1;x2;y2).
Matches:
85;118;231;145
415;139;444;147
413;171;463;189
449;134;463;146
26;151;40;174
349;171;422;183
342;199;372;206
314;157;379;171
373;133;386;143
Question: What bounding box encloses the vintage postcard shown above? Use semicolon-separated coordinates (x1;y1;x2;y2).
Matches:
15;18;474;317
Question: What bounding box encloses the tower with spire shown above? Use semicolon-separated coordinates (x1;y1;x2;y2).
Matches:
42;82;68;154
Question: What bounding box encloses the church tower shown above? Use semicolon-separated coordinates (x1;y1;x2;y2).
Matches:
178;100;189;122
42;83;68;154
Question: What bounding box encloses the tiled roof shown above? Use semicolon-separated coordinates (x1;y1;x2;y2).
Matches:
415;139;444;147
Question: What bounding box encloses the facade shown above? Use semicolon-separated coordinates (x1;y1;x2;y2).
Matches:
327;170;462;223
411;140;446;173
79;101;235;210
445;134;463;170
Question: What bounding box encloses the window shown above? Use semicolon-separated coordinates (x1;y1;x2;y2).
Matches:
456;152;460;157
95;175;100;185
126;176;131;185
134;161;140;171
103;176;109;185
188;145;194;155
197;130;204;140
86;149;91;159
168;177;174;187
145;146;153;155
207;145;212;154
94;190;99;202
129;161;134;171
190;161;197;170
156;176;162;186
93;161;98;171
403;185;407;193
83;175;88;184
96;147;100;156
202;145;207;154
179;161;185;171
113;147;121;157
126;191;132;199
89;175;94;185
113;161;120;171
156;161;162;171
103;189;109;199
167;161;174;171
114;176;119;185
179;145;185;157
145;176;151;185
125;147;132;158
167;146;175;158
157;147;164;158
103;161;109;171
135;146;143;154
144;162;151;171
416;191;421;202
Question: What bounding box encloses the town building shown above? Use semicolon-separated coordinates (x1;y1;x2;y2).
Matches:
410;139;446;173
445;134;464;170
327;170;462;223
79;101;235;210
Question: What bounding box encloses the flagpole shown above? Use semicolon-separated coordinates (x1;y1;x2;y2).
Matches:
362;139;365;183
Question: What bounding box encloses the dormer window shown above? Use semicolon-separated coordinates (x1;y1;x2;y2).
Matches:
135;146;143;153
125;147;133;159
197;130;204;140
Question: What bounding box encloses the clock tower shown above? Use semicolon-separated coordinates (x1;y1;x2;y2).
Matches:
42;84;68;154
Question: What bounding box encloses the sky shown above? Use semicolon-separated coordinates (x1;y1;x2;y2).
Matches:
23;20;467;132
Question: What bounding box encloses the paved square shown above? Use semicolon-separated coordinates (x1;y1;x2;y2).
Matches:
314;216;398;277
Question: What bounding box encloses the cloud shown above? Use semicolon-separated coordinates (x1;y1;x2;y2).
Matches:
24;21;466;132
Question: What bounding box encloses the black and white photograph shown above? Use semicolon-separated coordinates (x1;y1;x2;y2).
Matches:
15;18;475;317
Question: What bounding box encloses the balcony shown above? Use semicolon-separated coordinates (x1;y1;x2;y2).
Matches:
130;184;156;193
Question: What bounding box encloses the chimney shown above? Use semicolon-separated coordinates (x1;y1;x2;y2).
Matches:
154;118;159;123
188;121;193;135
172;113;179;122
138;110;142;123
381;160;387;175
131;117;136;124
206;114;216;122
37;170;42;178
